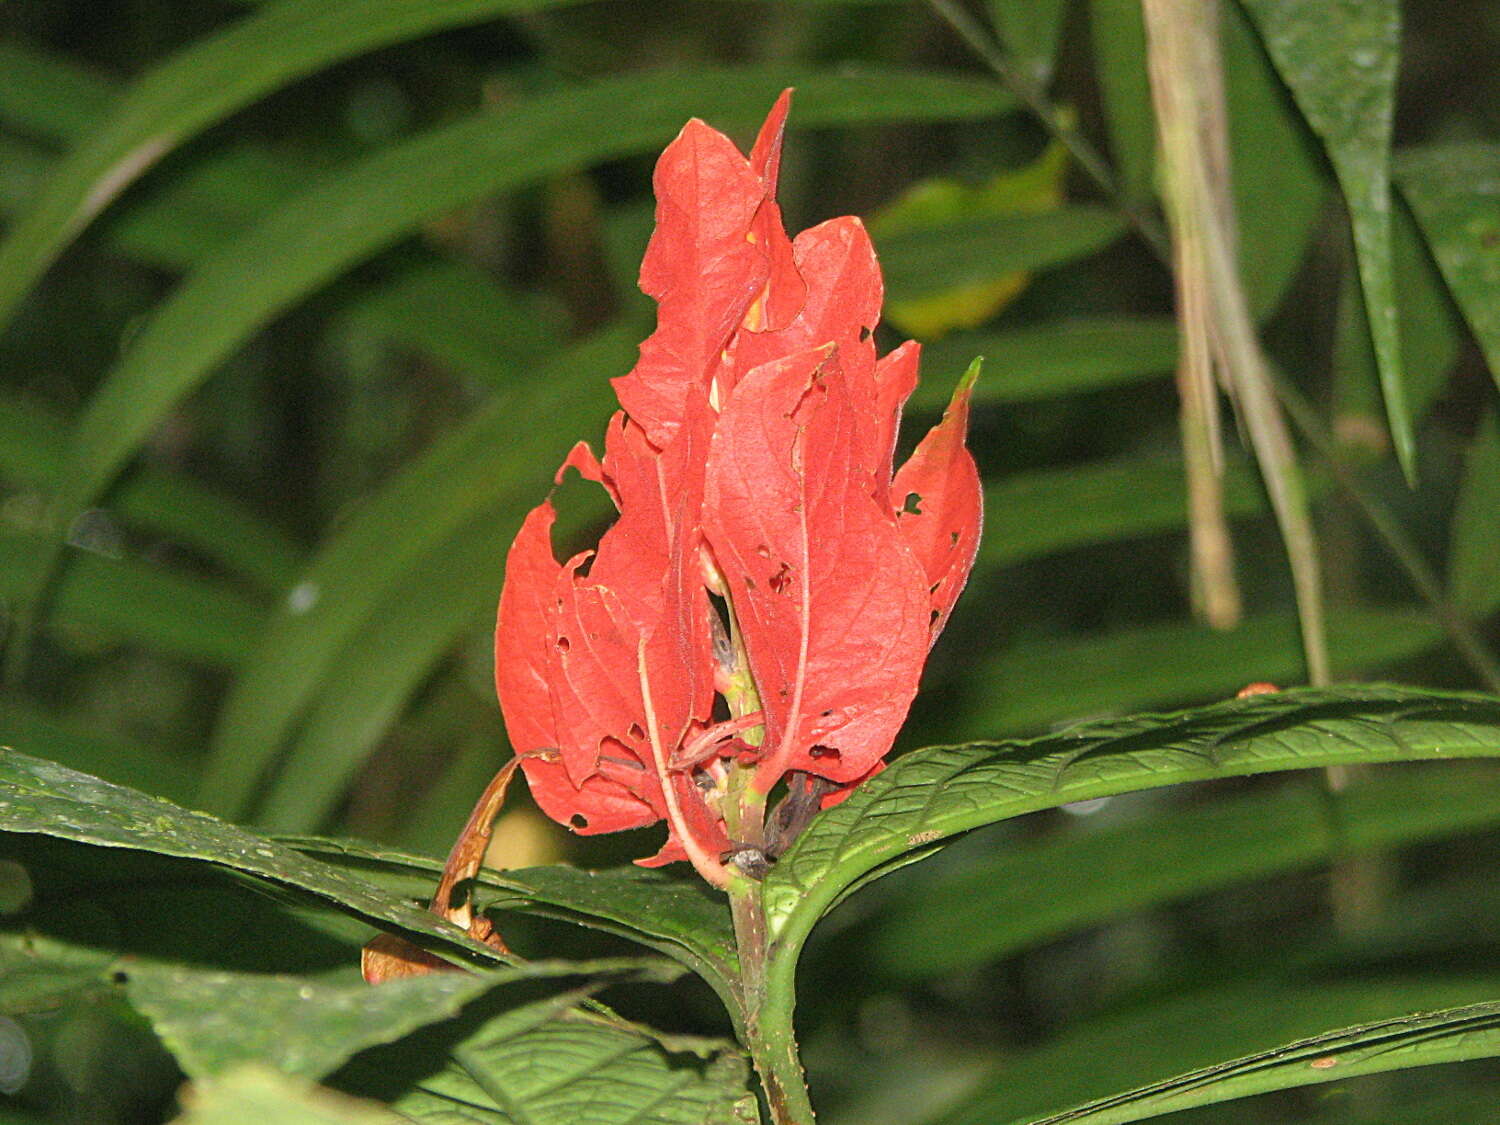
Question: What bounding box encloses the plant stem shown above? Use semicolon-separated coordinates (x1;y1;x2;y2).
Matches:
729;877;817;1124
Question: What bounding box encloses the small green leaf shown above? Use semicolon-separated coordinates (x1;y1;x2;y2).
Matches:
1395;143;1500;389
392;1009;756;1125
1240;0;1409;475
125;959;662;1080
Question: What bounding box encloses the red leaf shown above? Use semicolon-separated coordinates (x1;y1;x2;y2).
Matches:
873;340;921;484
742;88;805;337
703;347;931;791
728;216;883;409
494;502;564;756
613;120;770;447
519;751;660;836
892;361;983;642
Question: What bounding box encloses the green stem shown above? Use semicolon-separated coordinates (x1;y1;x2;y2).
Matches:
729;877;817;1124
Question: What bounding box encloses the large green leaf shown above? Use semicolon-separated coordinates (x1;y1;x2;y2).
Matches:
173;1068;404;1125
0;0;584;331
764;688;1500;958
0;698;196;804
927;974;1500;1125
1011;998;1500;1125
478;865;740;1018
944;607;1444;738
284;837;741;1021
0;748;501;963
866;763;1500;977
1239;0;1408;473
124;959;663;1080
206;324;636;824
46;65;1014;567
390;1008;757;1125
1395;143;1500;387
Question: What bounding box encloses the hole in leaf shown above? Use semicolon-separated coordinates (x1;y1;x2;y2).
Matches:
556;635;570;652
627;722;645;741
901;492;923;515
569;814;589;830
756;544;772;558
769;562;792;595
858;325;873;342
930;609;941;627
950;530;960;546
809;744;840;761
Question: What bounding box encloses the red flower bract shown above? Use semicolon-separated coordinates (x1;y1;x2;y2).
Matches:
494;91;982;887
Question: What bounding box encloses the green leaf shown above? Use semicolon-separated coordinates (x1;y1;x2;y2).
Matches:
944;608;1444;737
1087;0;1153;202
1239;0;1409;475
879;207;1126;303
478;865;741;1019
0;531;265;666
0;397;303;592
1011;998;1500;1125
207;324;635;825
32;65;1015;671
0;0;586;332
764;688;1500;955
1450;413;1500;617
866;763;1500;977
0;698;195;804
391;1009;757;1125
928;975;1500;1125
1223;0;1328;320
0;748;502;964
1395;143;1500;388
173;1067;404;1125
283;838;742;1021
0;42;114;145
124;959;661;1080
336;259;570;391
987;0;1072;86
912;316;1177;409
973;453;1278;573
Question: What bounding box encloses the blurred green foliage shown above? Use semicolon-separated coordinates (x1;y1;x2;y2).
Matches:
3;0;1500;1122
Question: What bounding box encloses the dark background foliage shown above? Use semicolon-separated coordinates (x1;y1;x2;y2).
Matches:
2;1;1500;1122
